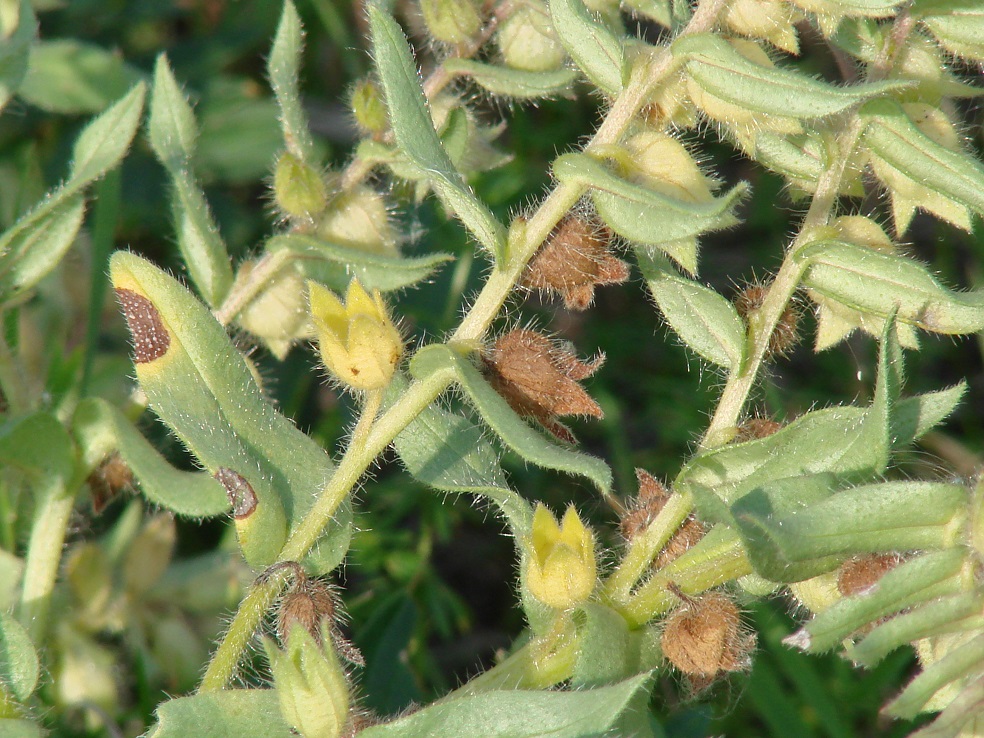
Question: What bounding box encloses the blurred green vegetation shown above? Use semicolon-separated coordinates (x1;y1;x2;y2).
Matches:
12;0;983;734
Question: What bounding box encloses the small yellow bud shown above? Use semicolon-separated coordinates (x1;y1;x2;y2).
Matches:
526;504;597;610
350;78;388;136
237;261;313;360
498;1;566;73
308;279;402;391
316;187;399;256
622;131;716;204
420;0;482;44
273;153;328;220
266;625;350;738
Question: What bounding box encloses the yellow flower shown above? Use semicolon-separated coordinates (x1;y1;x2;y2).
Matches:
308;279;402;391
526;504;597;609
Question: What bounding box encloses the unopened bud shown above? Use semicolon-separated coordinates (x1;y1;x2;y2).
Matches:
274;152;328;220
420;0;482;44
237;261;312;360
316;187;399;256
350;78;388;136
498;1;566;72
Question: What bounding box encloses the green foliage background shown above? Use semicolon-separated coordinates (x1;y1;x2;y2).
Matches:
4;0;982;735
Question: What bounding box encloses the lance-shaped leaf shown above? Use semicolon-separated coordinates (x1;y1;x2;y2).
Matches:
885;631;984;720
553;153;746;263
409;344;612;495
110;252;349;571
73;398;230;517
848;590;984;667
368;6;506;263
0;611;39;703
549;0;625;95
358;673;653;738
149;57;233;307
920;3;984;62
907;677;984;738
755;132;825;183
786;549;967;654
0;83;145;303
0;0;35;115
147;689;293;738
891;382;965;450
636;247;746;370
267;234;452;292
799;240;984;335
19;39;144;115
674;34;908;119
861;99;984;229
733;481;967;582
443;59;577;99
680;314;904;515
268;1;316;164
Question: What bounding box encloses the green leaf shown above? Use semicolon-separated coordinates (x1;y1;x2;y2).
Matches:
622;0;671;26
635;247;746;370
148;55;198;168
554;152;746;262
549;0;625;95
754;131;825;183
799;240;984;335
674;34;909;119
848;590;984;667
358;673;653;738
0;611;39;702
367;6;507;263
0;84;145;302
268;0;316;164
885;631;984;720
908;676;984;738
0;412;73;480
19;39;144;114
149;57;233;307
0;720;44;738
409;344;612;495
267;234;452;292
892;383;965;448
0;0;35;115
110;252;349;571
861;99;984;218
921;3;984;62
147;689;293;738
73;398;230;517
69;82;147;185
734;482;967;582
571;603;638;688
444;59;577;98
0;193;84;302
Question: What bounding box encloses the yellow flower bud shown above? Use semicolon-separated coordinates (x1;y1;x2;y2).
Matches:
498;1;566;73
273;152;328;220
265;626;350;738
526;504;597;610
308;279;402;391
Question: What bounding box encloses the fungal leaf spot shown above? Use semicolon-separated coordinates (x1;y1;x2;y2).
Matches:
214;467;257;519
115;288;171;363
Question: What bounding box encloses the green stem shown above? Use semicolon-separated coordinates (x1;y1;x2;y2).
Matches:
619;526;752;627
0;316;31;415
602;492;694;604
198;369;452;692
17;475;73;641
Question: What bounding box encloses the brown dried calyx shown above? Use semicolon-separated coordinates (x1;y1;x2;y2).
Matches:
661;584;754;691
87;452;134;514
482;328;603;443
733;415;783;443
523;214;629;311
620;470;706;570
734;283;800;359
837;553;903;597
274;564;364;666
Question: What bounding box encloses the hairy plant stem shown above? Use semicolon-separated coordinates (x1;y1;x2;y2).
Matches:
0;320;31;415
18;476;73;641
200;0;733;691
619;526;752;627
199;368;452;691
602;492;694;604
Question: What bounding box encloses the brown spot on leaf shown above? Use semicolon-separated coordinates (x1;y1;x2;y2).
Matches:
482;329;603;443
214;468;256;519
115;288;170;363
